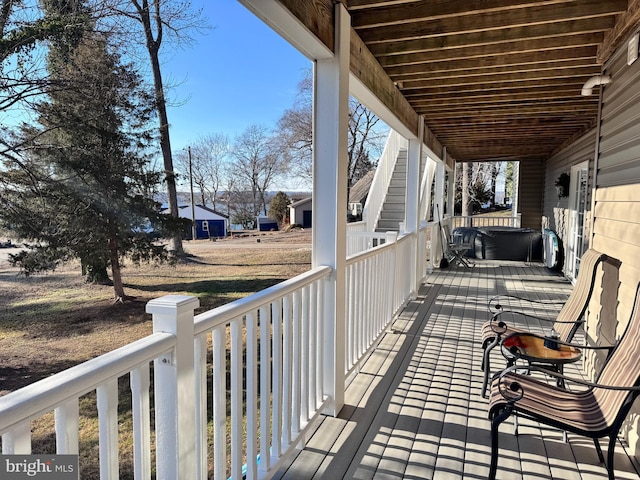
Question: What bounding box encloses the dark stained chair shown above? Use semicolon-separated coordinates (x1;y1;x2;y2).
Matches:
487;283;640;480
480;248;608;397
443;223;474;269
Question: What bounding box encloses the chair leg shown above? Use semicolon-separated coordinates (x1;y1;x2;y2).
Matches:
593;438;605;463
489;406;513;480
606;434;617;480
482;336;500;397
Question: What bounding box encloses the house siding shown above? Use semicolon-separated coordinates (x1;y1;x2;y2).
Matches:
542;130;596;249
594;26;640;337
590;26;640;457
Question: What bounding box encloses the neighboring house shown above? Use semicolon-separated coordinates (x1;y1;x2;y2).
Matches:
289;196;312;228
349;170;375;219
257;216;278;231
163;204;228;240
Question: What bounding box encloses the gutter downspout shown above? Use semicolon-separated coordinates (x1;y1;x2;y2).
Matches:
589;74;607;248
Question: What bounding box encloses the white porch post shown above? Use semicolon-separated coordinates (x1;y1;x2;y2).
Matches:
435;162;445;217
146;295;199;480
512;161;520;226
312;3;349;416
434;161;446;258
447;164;455;221
406;117;423;296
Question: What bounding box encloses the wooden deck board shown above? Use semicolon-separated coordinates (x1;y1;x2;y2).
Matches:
276;262;640;480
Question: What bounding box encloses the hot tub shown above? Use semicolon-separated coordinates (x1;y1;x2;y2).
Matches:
452;226;542;261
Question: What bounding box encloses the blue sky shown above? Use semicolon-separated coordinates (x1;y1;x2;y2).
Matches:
163;0;312;152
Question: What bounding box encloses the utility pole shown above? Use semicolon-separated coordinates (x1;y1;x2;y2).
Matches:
188;146;197;241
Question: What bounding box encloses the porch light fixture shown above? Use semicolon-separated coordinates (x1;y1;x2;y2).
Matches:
555;172;570;198
581;75;611;96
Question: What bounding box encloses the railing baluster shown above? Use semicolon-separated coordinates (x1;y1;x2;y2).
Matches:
259;305;271;472
55;399;79;454
301;286;310;423
212;325;226;480
2;421;31;454
246;312;258;480
230;318;243;480
317;280;325;406
97;378;119;480
194;336;208;480
282;295;292;446
271;299;283;457
292;290;301;435
309;283;318;412
130;364;151;480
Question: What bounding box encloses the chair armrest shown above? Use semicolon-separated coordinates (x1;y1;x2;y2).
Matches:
494;364;640;404
501;332;614;355
489;310;582;336
489;293;565;314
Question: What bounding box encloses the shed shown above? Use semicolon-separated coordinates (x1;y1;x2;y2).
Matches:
289;197;312;228
257;216;278;232
164;204;228;240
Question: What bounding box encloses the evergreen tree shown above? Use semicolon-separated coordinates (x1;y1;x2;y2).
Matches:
269;191;290;227
0;12;183;301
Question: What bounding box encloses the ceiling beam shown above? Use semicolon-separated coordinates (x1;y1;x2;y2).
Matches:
378;33;602;67
387;53;599;80
355;0;627;43
368;18;611;56
351;0;600;28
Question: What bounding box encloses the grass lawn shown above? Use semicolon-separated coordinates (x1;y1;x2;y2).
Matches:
0;230;312;395
0;230;312;478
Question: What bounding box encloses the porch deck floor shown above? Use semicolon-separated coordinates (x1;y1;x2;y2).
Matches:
274;261;640;480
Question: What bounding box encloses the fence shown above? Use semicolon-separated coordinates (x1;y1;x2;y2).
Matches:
0;232;422;479
451;214;521;229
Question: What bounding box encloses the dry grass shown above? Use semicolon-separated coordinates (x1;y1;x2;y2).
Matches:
0;229;312;395
0;230;312;478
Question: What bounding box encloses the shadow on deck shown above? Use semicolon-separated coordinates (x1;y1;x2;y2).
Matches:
275;261;640;480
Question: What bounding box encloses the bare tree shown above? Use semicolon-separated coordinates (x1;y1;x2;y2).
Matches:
220;162;238;220
107;0;207;255
347;98;384;202
277;72;312;182
462;162;472;222
458;162;494;218
487;162;503;205
175;133;229;210
231;124;288;218
277;69;387;199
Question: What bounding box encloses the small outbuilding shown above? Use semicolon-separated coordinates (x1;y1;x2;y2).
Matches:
164;204;228;240
257;216;279;231
289;197;312;228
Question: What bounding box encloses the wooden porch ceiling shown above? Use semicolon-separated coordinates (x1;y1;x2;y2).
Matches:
343;0;636;163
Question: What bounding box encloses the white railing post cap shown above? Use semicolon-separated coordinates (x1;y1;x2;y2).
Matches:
146;295;200;315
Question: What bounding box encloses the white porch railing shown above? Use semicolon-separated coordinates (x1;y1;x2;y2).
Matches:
451;214;521;229
346;229;391;256
192;266;333;480
0;231;423;480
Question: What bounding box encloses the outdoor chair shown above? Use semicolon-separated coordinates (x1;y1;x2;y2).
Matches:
487;283;640;480
480;248;608;397
443;224;474;269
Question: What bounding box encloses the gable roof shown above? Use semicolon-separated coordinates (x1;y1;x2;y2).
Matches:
349;170;375;204
290;196;312;208
162;204;228;220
